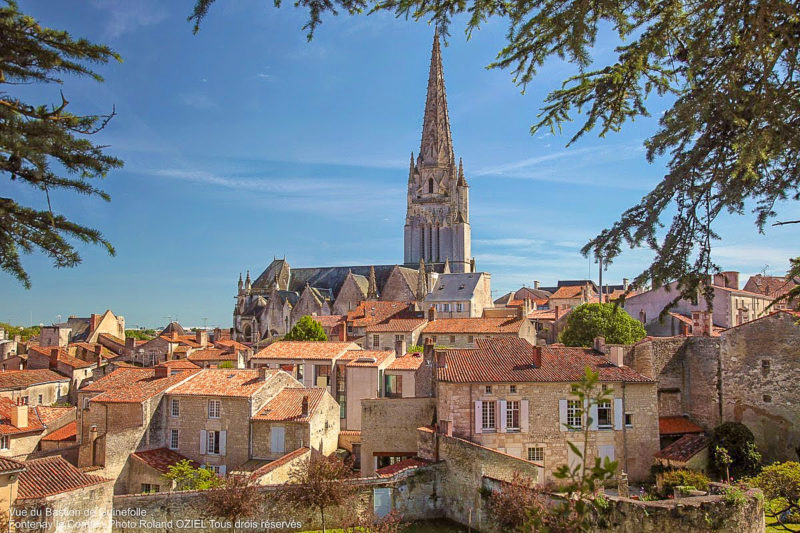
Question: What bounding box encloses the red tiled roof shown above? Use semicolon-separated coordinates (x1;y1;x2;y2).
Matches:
27;346;94;369
0;397;45;435
82;368;199;403
253;388;326;422
311;315;346;328
131;448;199;474
98;333;126;345
34;406;73;428
659;416;704;435
346;350;393;367
423;317;526;334
187;348;237;362
252;341;358;361
16;456;108;500
0;369;69;390
743;274;799;299
250;447;309;480
346;301;417;327
213;339;251;352
375;457;428;478
41;421;76;442
387;353;424;371
156;360;200;370
528;308;570;320
654;433;710;462
550;285;593;300
339;430;361;436
437;338;653;383
365;318;427;333
0;457;25;473
169;369;276;398
69;342;114;358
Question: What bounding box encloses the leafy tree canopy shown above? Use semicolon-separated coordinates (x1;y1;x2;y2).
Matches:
125;329;157;341
190;0;800;313
1;1;122;288
0;322;40;341
710;422;762;479
163;459;223;491
559;303;646;347
749;461;800;530
284;315;328;342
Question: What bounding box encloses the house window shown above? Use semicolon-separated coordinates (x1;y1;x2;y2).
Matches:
506;400;520;431
171;399;180;417
208;400;221;419
485;385;492;394
395;335;404;342
207;431;221;454
625;413;633;427
597;400;612;428
510;385;517;394
449;335;456;343
528;447;544;462
21;397;28;405
170;429;179;450
456;303;463;312
315;365;331;387
206;465;222;474
431;336;437;343
567;400;582;429
0;436;8;450
141;484;160;493
297;364;304;382
83;398;91;410
468;335;474;343
37;394;42;405
336;367;346;418
482;401;496;431
385;374;403;398
372;335;380;348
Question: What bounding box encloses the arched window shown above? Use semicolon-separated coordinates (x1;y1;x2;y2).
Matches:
243;324;252;342
428;178;434;193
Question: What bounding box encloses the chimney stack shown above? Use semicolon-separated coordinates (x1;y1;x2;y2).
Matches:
532;345;542;368
394;337;407;357
10;398;28;428
623;278;629;291
258;366;268;381
427;305;437;322
554;305;560;321
125;337;135;351
533;280;540;290
154;365;169;379
593;336;607;354
609;346;624;367
49;347;60;367
301;395;309;417
171;331;179;341
691;311;713;336
196;330;208;346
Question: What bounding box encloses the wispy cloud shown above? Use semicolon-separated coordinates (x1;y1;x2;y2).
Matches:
155;169;341;194
92;0;168;39
179;93;217;109
473;238;544;247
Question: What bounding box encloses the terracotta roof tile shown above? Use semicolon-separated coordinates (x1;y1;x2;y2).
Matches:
311;315;346;328
365;318;427;333
0;397;45;435
27;346;94;369
252;341;358;361
376;457;428;478
0;369;69;390
346;301;417;327
250;447;309;480
550;285;592;300
156;360;200;370
213;339;251;352
82;368;199;403
169;369;276;398
387;353;424;370
437;338;653;383
339;430;361;436
41;421;76;442
423;317;527;334
654;433;710;462
345;350;393;368
34;406;74;427
131;448;199;474
743;274;799;299
659;416;704;435
0;457;25;473
187;348;237;362
253;388;326;422
16;456;109;500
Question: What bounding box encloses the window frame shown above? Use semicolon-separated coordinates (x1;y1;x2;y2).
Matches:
170;429;179;450
171;398;180;417
506;400;520;432
208;399;221;419
597;400;612;429
207;430;221;455
624;413;634;428
509;385;517;394
567;400;582;429
481;400;496;431
0;435;9;450
527;446;544;462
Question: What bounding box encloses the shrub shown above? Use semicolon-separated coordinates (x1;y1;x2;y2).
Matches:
710;422;762;478
659;469;710;497
559;303;646;346
283;316;327;341
749;461;800;525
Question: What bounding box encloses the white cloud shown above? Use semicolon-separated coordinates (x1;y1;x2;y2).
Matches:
92;0;168;39
473;238;544;247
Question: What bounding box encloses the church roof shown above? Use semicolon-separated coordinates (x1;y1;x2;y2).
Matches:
160;322;186;337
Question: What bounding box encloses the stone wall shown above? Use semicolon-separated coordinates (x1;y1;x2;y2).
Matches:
12;481;114;533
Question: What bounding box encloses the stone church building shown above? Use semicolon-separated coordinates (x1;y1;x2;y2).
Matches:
234;34;484;343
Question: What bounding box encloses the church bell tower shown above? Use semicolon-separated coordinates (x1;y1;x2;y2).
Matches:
403;32;471;273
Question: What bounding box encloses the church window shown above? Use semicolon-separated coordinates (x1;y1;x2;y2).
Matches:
428;178;434;193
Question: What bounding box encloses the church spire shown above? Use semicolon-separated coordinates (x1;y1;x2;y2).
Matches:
416;258;428;301
367;265;378;300
419;31;454;167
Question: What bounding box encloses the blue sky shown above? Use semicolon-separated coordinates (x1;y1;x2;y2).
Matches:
2;0;798;329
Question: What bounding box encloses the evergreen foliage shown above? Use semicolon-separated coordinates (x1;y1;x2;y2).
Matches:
559;303;646;347
750;461;800;530
710;422;762;479
190;0;800;314
162;459;224;490
1;1;122;288
284;315;328;342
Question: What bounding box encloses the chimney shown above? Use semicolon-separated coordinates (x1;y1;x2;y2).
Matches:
424;337;435;361
533;280;540;290
258;366;268;381
609;346;624;367
10;398;28;429
171;331;178;341
554;306;560;321
593;336;606;354
13;334;20;343
93;344;102;356
427;305;437;322
90;314;100;332
691;311;713;336
49;347;60;367
532;345;542;368
154;365;169;379
722;271;739;290
125;337;135;351
196;330;208;346
394;337;407;357
623;278;629;291
301;395;309;417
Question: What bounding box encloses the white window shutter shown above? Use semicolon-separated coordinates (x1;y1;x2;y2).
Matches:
200;430;207;454
219;465;227;476
614;398;624;430
589;403;598;431
599;445;615;462
474;401;482;434
499;400;507;433
219;431;227;456
520;400;529;433
559;399;568;431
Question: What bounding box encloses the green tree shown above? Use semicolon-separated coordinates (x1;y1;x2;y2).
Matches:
750;461;800;532
163;459;224;491
1;1;122;288
284;316;327;342
710;422;762;480
559;303;646;347
190;0;800;313
0;322;40;341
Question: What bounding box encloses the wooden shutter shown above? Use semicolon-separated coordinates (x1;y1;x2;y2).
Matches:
200;430;207;454
219;431;227;456
589;403;598;431
474;401;482;434
558;399;568;431
520;400;529;433
499;400;507;433
614;398;624;430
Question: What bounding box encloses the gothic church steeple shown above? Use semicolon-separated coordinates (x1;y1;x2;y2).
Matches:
419;31;454;168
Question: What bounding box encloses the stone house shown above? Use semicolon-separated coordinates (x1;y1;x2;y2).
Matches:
742;274;799;310
251;387;340;460
312;315;347;341
26;346;96;402
186;347;244;368
548;283;597;310
365;317;427;351
423;272;492;318
250;341;360;393
420;312;537;348
128;447;199;493
0;457;24;516
0;398;47;459
345;301;421;347
0;369;70;406
341;350;395;431
39;420;78;453
39;309;125;347
436;337;659;481
654;433;710;473
129;329;209;366
384;351;433;399
527;306;571;345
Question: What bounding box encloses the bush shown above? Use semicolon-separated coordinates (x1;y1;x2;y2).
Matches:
559;303;646;347
749;461;800;525
283;316;327;341
659;469;710;497
710;422;762;478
